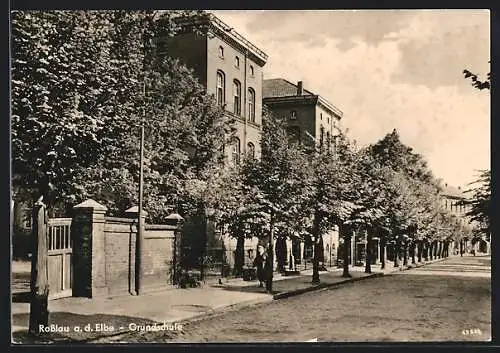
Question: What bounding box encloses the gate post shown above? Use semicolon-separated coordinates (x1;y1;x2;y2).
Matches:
71;199;107;298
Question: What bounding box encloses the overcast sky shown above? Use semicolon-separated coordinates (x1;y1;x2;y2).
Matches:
211;10;490;189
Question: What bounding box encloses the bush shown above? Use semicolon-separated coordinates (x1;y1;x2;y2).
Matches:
178;271;201;288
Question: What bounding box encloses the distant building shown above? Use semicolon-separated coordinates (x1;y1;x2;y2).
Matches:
263;78;344;149
167;13;268;164
439;183;489;254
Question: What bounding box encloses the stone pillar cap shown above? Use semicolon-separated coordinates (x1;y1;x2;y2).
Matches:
125;206;148;216
166;213;184;221
74;199;108;211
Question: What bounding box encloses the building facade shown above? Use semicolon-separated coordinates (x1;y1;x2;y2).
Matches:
263;78;344;149
167;13;268;163
439;183;490;254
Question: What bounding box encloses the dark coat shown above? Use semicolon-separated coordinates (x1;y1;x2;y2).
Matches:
253;253;266;282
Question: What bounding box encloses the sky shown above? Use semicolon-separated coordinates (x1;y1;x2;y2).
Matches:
211;10;490;189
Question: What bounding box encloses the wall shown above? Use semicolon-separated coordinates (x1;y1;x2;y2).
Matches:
164;32;208;87
70;201;179;299
103;218;177;296
263;102;316;146
206;34;264;159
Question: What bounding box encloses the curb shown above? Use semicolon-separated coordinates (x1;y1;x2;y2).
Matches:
272;272;383;300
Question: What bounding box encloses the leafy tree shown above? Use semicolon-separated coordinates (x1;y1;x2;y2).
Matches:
463;170;491;241
305;132;362;280
241;110;311;292
463;66;491;91
12;10;231;224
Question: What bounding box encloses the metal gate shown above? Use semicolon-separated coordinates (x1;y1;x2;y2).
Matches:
47;218;72;299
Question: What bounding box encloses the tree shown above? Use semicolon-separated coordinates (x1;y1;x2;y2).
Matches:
463;170;491;241
304;131;364;280
463;66;491;91
241;110;311;292
11;10;223;221
366;130;441;268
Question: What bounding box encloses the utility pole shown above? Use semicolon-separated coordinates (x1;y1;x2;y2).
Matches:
136;16;149;295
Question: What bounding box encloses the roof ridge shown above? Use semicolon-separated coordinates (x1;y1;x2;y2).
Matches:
264;77;315;95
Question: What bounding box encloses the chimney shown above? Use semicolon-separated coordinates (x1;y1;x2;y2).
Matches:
297;81;304;95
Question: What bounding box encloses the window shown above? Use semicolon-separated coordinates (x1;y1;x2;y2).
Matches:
247;88;255;123
290;110;297;119
218;46;224;58
320;125;325;149
216;71;225;107
235;56;240;68
326;131;331;150
233;79;241;115
247;142;255;159
250;65;254;76
328;116;330;124
320;113;323;121
232;137;241;165
287;126;300;145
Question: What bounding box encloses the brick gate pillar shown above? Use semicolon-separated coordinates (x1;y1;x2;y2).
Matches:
71;199;107;298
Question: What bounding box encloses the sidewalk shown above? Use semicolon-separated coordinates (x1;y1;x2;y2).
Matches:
11;257;447;343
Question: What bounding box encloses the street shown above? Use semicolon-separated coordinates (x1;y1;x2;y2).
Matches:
102;255;490;343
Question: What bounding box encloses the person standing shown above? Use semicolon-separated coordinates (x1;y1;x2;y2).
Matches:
253;245;266;287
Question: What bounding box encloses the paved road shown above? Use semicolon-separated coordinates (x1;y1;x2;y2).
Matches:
104;255;490;343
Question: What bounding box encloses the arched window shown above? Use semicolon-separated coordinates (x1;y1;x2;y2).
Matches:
233;79;241;115
216;71;225;107
247;142;255;159
232;137;241;165
247;88;255;123
250;65;255;76
218;46;224;58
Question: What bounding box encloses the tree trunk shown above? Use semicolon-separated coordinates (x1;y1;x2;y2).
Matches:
265;211;275;293
311;209;321;284
460;239;463;256
234;232;245;277
424;241;429;261
199;212;208;282
380;236;386;270
403;240;408;266
411;241;416;264
29;201;49;334
365;227;373;274
417;240;423;263
393;236;400;267
342;225;351;278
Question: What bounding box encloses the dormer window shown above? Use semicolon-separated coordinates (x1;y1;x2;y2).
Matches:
218;46;224;58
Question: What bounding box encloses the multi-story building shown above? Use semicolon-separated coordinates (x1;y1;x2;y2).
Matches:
263;78;344;148
263;78;346;267
167;13;268;163
439;183;489;254
163;13;270;271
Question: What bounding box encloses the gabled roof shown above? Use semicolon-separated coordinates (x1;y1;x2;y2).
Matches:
263;78;343;119
263;78;314;98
